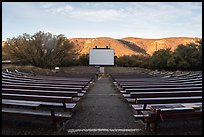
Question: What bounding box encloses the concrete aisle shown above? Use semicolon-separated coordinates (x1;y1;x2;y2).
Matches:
64;76;148;135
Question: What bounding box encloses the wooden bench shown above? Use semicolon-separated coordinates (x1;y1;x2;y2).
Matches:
2;84;83;92
124;87;202;94
137;105;202;132
2;93;75;110
2;93;73;102
114;75;202;82
114;78;167;82
128;90;202;113
2;107;72;130
113;73;202;133
3;87;83;102
2;71;94;131
2;77;89;86
2;88;83;97
130;91;202;98
135;96;202;112
167;77;202;82
117;80;202;86
2;99;77;110
132;102;202;114
121;83;201;89
167;75;202;80
2;99;41;108
2;73;91;82
2;81;86;89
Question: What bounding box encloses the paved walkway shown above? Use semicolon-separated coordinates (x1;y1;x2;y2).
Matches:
64;76;148;135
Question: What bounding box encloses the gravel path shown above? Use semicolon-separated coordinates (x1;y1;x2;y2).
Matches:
63;76;149;135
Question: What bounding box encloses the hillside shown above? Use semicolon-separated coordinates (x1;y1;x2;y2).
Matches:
69;37;147;57
69;37;200;57
122;37;200;55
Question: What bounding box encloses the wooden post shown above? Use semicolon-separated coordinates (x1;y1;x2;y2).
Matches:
62;101;66;112
51;109;57;130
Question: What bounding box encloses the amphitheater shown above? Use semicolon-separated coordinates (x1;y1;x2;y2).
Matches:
2;67;202;135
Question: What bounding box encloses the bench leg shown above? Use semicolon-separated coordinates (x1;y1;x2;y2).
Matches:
32;106;36;110
151;122;158;133
51;109;57;131
145;123;150;130
62;102;67;112
58;120;69;132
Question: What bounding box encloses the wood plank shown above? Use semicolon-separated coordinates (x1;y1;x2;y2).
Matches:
2;81;85;88
136;96;202;104
130;91;202;98
2;93;73;103
2;84;82;91
125;87;202;94
2;99;77;109
2;88;80;97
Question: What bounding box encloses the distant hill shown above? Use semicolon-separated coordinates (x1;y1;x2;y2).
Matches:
69;37;201;57
69;37;147;57
121;37;201;55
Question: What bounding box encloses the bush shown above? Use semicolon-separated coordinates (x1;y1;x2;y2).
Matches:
4;31;77;68
167;41;202;71
148;48;172;70
78;54;89;66
115;55;149;67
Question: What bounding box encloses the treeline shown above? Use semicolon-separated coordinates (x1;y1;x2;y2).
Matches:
3;31;202;71
115;40;202;71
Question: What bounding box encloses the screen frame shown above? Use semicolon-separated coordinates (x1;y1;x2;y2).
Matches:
89;48;115;66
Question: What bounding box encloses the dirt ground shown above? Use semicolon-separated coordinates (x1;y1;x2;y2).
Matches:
2;65;201;76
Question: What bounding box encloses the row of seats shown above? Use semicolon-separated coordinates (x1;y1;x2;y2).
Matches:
110;71;202;133
2;69;95;130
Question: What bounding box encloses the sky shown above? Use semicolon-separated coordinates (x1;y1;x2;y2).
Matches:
2;2;202;41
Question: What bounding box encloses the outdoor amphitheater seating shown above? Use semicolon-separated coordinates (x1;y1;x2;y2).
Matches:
2;69;94;130
111;71;202;133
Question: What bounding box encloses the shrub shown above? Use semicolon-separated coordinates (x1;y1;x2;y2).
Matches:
148;48;172;70
4;31;77;68
115;55;149;67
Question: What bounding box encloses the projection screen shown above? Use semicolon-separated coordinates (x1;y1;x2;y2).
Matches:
89;48;114;66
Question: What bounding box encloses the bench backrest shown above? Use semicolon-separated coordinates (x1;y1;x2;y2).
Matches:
2;78;89;85
2;74;91;82
2;84;82;91
125;87;202;94
121;84;201;89
136;96;202;105
118;80;202;86
130;91;202;98
2;81;85;88
2;88;80;97
2;93;73;103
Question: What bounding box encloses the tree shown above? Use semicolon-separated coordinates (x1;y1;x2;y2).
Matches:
148;48;172;70
78;54;89;66
172;40;202;70
4;31;77;68
115;55;149;67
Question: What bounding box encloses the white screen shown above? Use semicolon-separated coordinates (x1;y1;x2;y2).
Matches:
89;49;114;65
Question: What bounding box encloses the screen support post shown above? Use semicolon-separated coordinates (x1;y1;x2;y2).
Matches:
99;66;105;74
95;66;105;80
